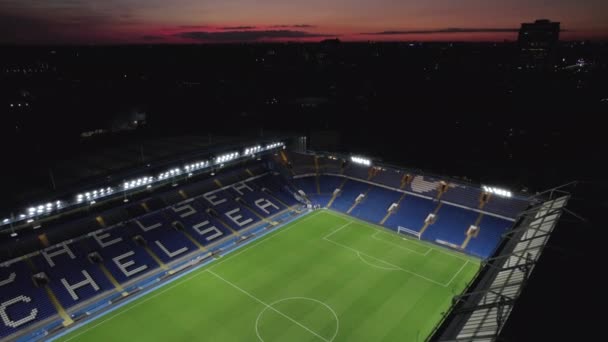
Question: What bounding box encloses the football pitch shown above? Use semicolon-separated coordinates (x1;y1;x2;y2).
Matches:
56;210;480;342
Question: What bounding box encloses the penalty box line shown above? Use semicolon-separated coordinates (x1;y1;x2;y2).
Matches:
370;230;431;256
322;221;468;288
322;209;474;263
207;270;330;342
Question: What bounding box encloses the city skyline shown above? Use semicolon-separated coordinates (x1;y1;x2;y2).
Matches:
1;0;607;44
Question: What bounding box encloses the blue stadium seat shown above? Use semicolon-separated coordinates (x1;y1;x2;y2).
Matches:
319;176;343;195
30;242;114;308
349;186;402;223
466;215;514;258
441;184;482;209
331;180;370;213
423;205;478;246
0;261;57;340
372;169;403;189
483;196;529;219
384;195;436;232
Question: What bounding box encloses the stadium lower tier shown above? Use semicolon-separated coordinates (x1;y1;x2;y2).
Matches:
296;175;515;260
0;170;300;340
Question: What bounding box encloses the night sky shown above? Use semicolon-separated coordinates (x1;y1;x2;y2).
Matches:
1;0;607;44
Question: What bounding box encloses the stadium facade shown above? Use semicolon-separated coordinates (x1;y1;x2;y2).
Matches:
0;136;570;341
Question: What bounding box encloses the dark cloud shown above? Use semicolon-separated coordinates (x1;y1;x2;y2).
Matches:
177;25;209;29
221;26;256;30
271;24;316;28
363;28;519;35
177;30;334;42
141;35;165;41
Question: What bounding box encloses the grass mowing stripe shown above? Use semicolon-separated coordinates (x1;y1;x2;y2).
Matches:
209;210;323;271
208;270;329;342
59;211;321;342
56;210;479;342
370;230;431;256
322;225;448;287
61;270;207;342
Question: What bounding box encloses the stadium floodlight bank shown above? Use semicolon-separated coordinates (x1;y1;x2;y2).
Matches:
0;141;285;230
482;185;512;198
350;155;372;166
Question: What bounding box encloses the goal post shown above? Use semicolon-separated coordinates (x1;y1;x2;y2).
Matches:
397;226;421;240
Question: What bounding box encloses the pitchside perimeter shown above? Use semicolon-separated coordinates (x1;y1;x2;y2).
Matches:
56;210;480;342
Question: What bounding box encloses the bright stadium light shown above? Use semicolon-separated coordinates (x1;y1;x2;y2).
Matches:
2;140;287;228
482;185;512;198
351;156;371;166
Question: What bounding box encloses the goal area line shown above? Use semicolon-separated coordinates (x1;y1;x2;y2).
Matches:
397;226;421;239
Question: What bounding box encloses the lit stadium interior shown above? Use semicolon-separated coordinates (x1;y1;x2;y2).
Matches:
0;138;574;341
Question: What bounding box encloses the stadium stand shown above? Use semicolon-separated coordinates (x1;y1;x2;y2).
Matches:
0;149;534;340
0;164;304;340
384;194;437;233
423;204;479;247
283;151;528;259
0;261;57;338
287;153;316;175
441;184;483;209
372;168;404;189
348;186;402;223
329;180;369;212
343;164;371;180
317;156;343;174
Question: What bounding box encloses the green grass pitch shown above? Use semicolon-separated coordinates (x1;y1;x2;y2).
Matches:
57;210;480;342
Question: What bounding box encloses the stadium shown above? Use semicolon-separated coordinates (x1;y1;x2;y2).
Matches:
0;136;571;342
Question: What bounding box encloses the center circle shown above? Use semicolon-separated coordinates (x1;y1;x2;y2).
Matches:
255;297;339;342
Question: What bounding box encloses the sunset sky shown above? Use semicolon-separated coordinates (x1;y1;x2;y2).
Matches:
1;0;607;44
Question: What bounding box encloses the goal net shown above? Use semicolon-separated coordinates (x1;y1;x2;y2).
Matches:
397;226;421;240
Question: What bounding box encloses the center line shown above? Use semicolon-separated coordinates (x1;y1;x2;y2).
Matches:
207;270;329;342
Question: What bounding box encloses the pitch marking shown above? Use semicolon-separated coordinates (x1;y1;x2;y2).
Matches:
209;270;331;342
255;297;339;342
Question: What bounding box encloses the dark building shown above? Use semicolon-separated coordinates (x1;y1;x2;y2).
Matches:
518;19;561;69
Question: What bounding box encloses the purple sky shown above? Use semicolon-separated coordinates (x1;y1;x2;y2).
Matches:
1;0;606;44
